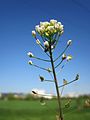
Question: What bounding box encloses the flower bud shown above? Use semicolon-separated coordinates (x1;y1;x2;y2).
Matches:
28;60;33;65
32;30;36;38
35;25;39;31
55;23;60;29
58;22;61;25
62;54;66;60
60;25;64;30
75;74;79;80
27;52;34;58
40;21;50;28
60;30;64;35
44;41;49;48
32;90;37;94
50;19;57;25
66;55;72;61
47;68;52;72
45;32;49;37
63;79;68;85
39;75;45;82
51;45;54;49
67;40;72;46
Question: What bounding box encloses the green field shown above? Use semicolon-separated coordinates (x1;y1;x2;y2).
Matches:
0;99;90;120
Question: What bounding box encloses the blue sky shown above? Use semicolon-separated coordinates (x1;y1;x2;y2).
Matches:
0;0;90;95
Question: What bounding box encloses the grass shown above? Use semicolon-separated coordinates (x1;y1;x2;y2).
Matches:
0;98;90;120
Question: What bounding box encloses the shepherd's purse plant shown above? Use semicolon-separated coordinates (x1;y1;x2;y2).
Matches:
27;19;79;120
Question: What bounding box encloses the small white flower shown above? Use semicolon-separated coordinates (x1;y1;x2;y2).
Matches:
28;60;33;65
51;45;54;49
47;26;54;31
66;55;72;61
35;25;39;31
40;21;50;28
67;40;72;46
36;39;41;44
55;23;60;29
50;19;57;25
44;41;49;48
32;30;36;37
37;27;42;33
27;52;34;58
58;22;62;25
46;25;55;34
60;25;64;31
35;25;45;35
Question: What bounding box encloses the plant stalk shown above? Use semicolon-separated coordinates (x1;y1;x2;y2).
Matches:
49;47;63;120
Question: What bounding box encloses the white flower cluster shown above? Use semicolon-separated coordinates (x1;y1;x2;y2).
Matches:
34;19;64;37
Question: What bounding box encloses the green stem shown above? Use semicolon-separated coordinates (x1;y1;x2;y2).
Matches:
49;45;63;120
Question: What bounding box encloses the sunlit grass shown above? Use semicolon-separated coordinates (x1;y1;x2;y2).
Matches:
0;98;90;120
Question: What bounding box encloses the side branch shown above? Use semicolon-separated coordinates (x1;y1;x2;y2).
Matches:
55;59;63;69
33;64;52;72
54;45;69;62
34;56;50;62
58;77;79;88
